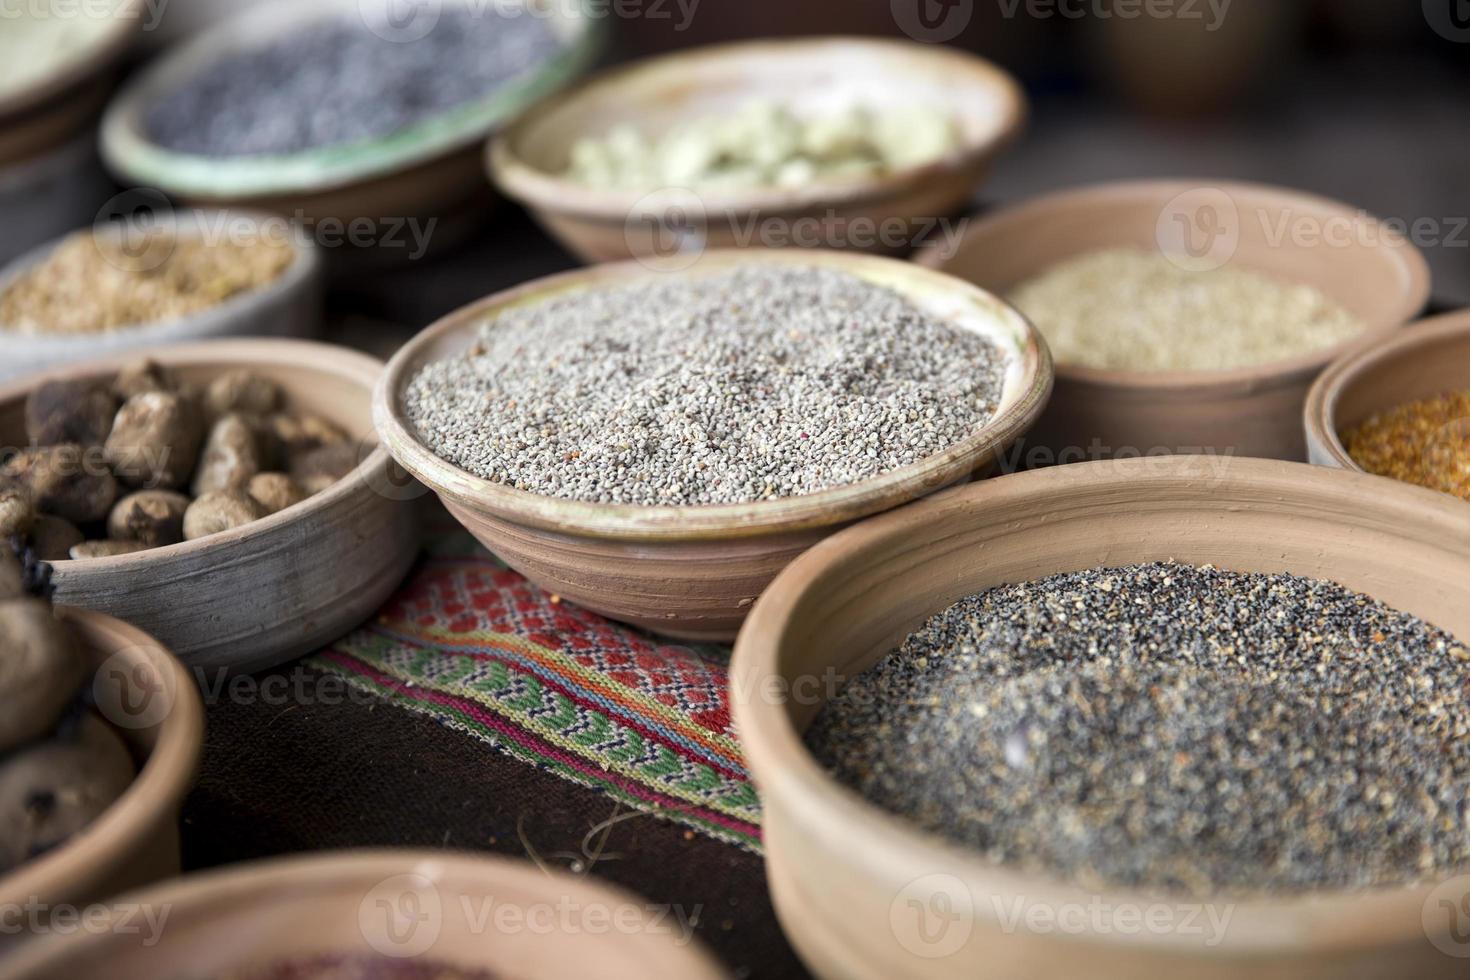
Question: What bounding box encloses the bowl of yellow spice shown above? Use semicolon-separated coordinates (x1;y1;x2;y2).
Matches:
921;179;1431;462
0;208;321;382
1305;310;1470;503
489;37;1026;262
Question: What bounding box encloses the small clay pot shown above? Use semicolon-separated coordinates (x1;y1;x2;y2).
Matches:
375;250;1052;642
731;455;1470;979
919;179;1431;461
0;850;727;979
1304;310;1470;477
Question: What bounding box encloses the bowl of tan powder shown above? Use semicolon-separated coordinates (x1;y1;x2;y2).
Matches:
920;179;1430;461
0;208;321;382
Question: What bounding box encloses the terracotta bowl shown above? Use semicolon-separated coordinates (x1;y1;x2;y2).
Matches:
0;0;140;166
732;455;1470;980
1305;310;1470;480
0;850;728;978
0;607;203;949
0;208;323;383
0;339;421;675
919;180;1431;461
488;37;1026;263
375;250;1052;642
100;0;603;258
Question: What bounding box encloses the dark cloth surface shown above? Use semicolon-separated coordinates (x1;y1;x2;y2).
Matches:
180;664;811;980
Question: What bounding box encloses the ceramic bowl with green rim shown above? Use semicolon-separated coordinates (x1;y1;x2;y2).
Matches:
99;0;604;244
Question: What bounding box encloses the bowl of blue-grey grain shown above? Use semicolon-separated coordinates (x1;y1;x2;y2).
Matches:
99;0;604;234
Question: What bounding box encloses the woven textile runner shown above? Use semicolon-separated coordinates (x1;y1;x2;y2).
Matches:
307;531;763;852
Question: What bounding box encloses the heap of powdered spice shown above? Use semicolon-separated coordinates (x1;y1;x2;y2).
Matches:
805;561;1470;896
404;264;1011;507
1344;388;1470;501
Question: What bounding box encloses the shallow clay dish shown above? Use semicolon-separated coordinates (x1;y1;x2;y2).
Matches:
0;0;141;165
0;339;421;674
0;607;202;948
0;208;323;382
375;250;1052;642
101;0;602;250
731;455;1470;979
1305;309;1470;480
489;37;1026;262
919;179;1431;461
0;850;728;978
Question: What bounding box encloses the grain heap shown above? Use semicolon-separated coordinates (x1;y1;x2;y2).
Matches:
1345;388;1470;501
0;228;294;336
1009;248;1365;372
404;265;1011;506
806;561;1470;895
144;7;564;157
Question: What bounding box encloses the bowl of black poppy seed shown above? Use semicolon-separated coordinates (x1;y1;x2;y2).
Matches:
375;250;1052;641
99;0;603;254
731;454;1470;980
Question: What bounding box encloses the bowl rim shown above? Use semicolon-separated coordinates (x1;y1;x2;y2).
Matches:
0;337;390;567
0;848;727;978
98;0;605;199
487;34;1028;221
373;249;1054;542
0;0;141;121
1304;308;1470;472
0;606;204;910
917;177;1433;393
731;454;1470;955
0;206;322;346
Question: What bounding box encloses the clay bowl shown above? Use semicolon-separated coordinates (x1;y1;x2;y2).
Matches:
0;850;728;978
100;0;602;260
0;607;203;949
0;339;421;675
488;37;1026;263
919;179;1431;461
375;250;1052;642
0;0;141;166
1305;309;1470;485
0;208;323;383
731;455;1470;979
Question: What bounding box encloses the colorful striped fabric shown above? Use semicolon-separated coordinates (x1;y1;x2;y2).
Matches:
308;531;763;851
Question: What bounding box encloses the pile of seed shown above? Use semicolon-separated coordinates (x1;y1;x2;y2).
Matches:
1346;388;1470;502
1009;248;1366;372
404;265;1010;506
0;229;294;335
145;8;563;157
0;2;124;100
805;561;1470;895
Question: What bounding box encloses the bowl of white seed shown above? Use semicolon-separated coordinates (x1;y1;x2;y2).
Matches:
920;179;1431;462
732;454;1470;979
375;249;1052;641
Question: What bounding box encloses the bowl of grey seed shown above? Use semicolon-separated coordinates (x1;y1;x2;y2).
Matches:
732;453;1470;980
375;250;1053;642
99;0;604;256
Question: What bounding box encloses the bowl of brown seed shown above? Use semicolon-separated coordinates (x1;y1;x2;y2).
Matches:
1305;309;1470;503
0;570;203;949
919;179;1431;462
0;208;322;382
489;37;1026;262
0;850;728;978
0;338;421;674
732;454;1470;980
376;250;1052;642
